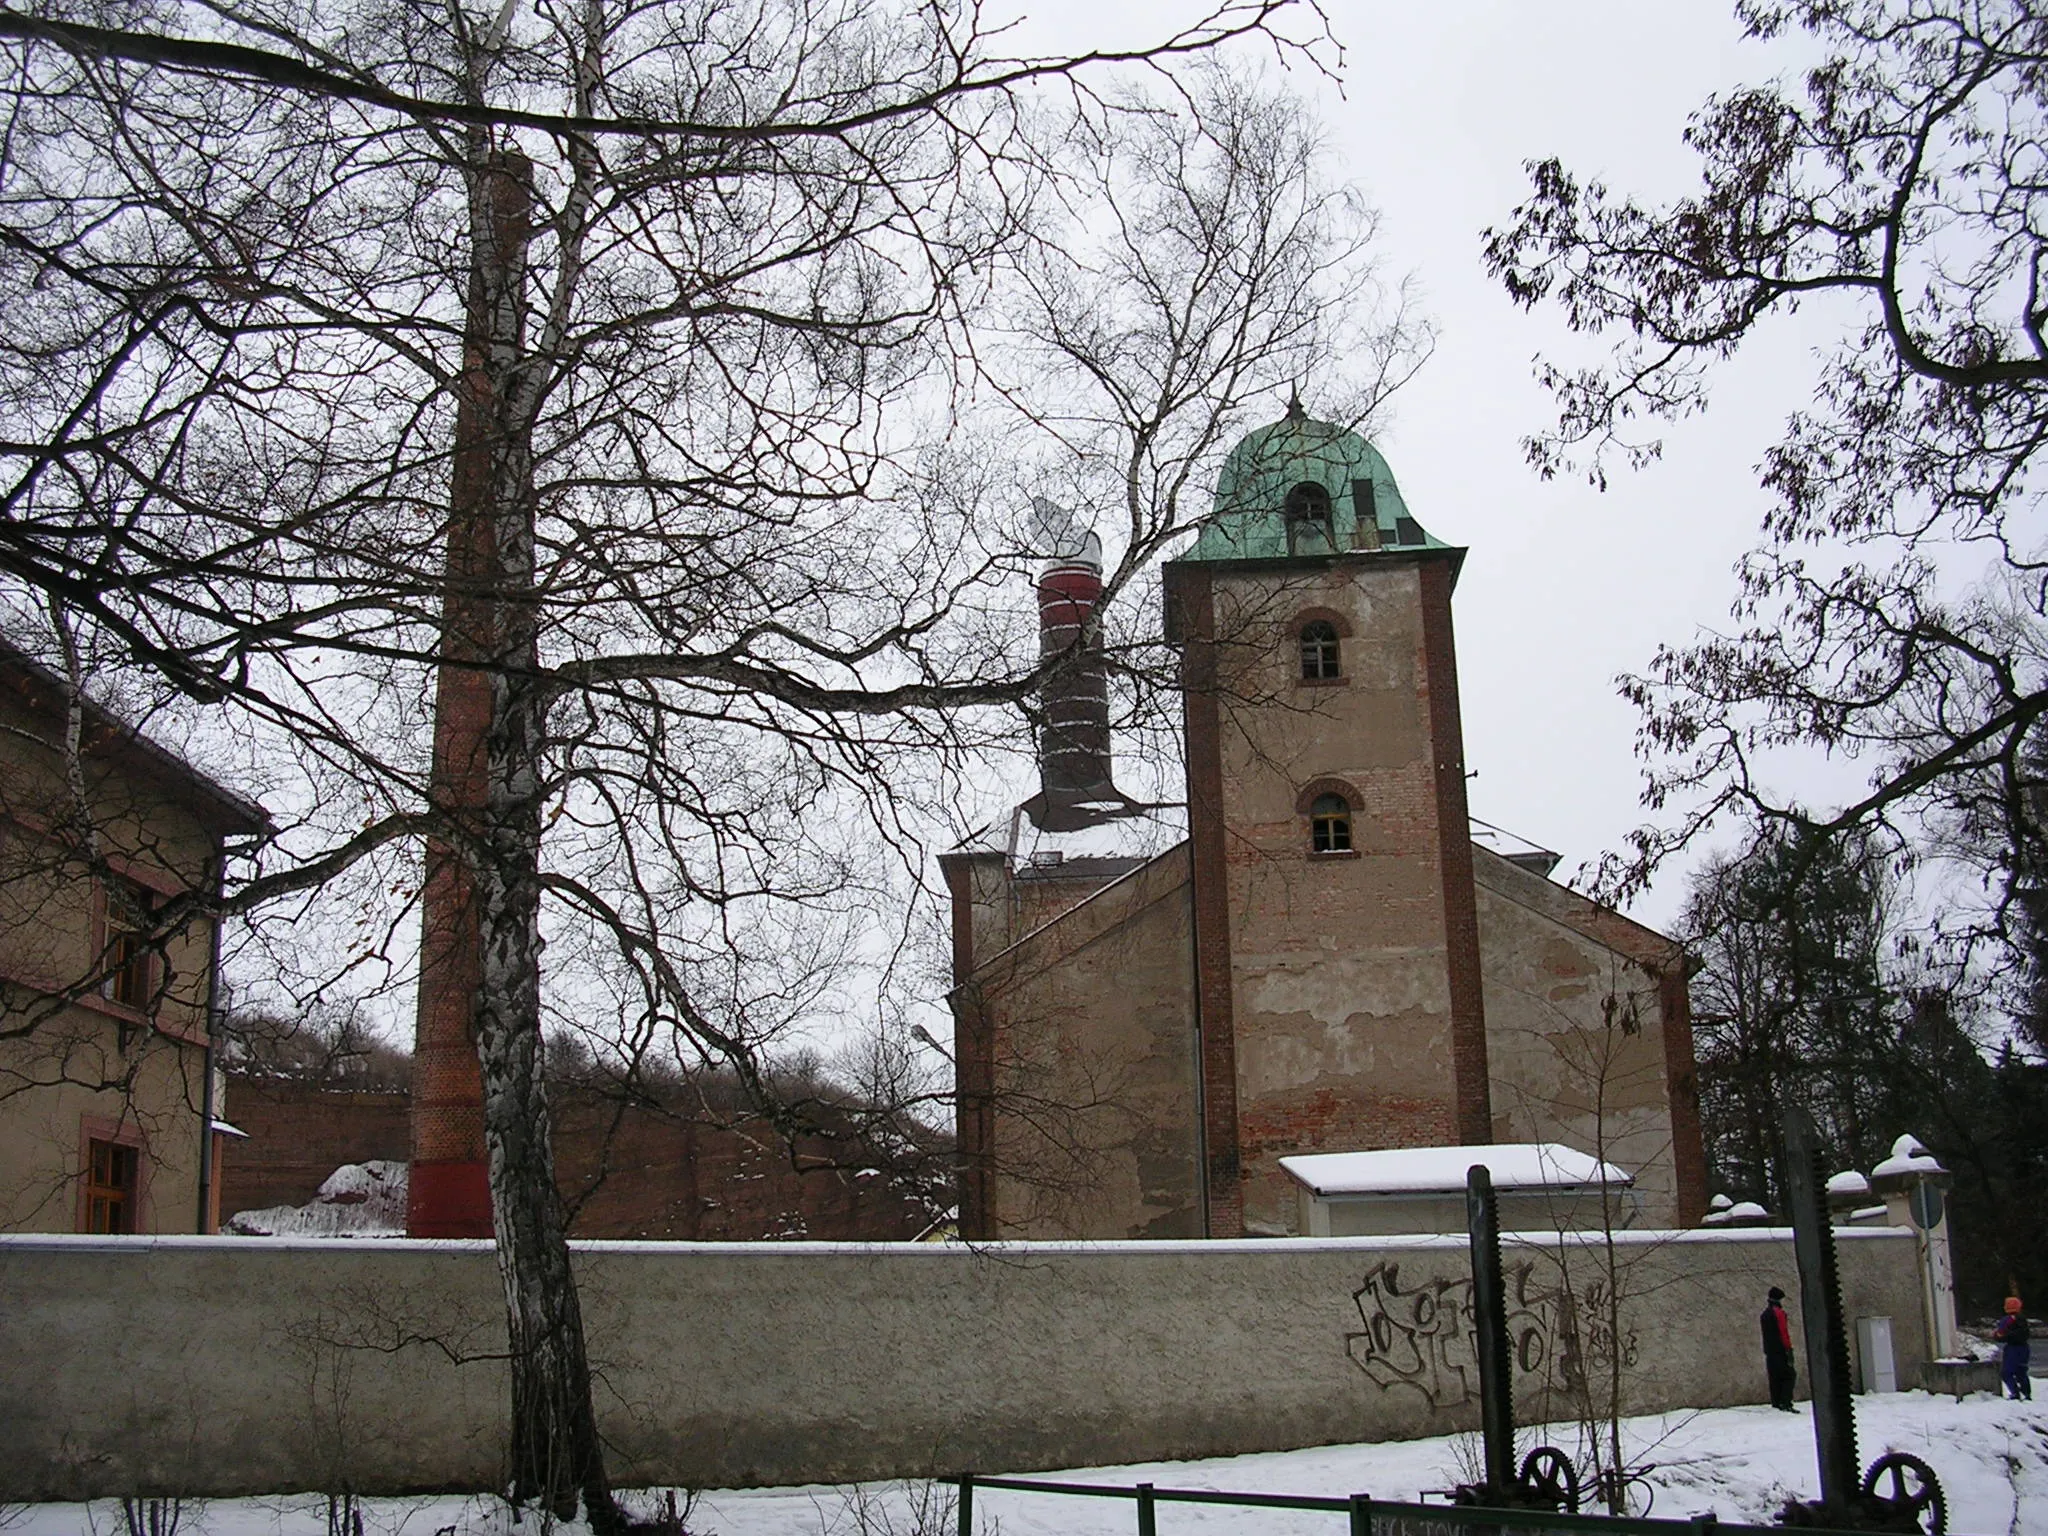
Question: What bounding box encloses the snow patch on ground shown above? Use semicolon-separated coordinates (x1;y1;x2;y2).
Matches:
12;1392;2045;1535
221;1160;408;1237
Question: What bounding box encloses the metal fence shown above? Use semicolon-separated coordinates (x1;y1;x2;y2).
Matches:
953;1472;1907;1536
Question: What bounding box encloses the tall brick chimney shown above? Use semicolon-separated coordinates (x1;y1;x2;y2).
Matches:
1023;500;1130;832
406;151;532;1239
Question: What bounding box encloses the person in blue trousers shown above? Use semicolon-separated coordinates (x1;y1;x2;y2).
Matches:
1997;1296;2032;1400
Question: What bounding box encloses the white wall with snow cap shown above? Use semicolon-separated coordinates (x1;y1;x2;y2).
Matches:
1;1226;1927;1500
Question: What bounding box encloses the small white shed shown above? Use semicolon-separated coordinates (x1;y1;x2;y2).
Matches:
1280;1143;1637;1237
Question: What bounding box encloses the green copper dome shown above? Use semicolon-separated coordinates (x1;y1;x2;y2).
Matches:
1184;404;1447;561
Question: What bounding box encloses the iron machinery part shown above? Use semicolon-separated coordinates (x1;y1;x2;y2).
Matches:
1861;1452;1946;1535
1465;1165;1516;1494
1590;1463;1657;1517
1783;1106;1861;1506
1515;1447;1580;1513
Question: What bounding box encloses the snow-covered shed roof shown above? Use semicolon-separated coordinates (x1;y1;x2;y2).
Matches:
1280;1143;1632;1199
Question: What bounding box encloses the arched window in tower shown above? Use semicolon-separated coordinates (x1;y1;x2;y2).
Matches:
1299;620;1340;681
1285;480;1334;554
1309;792;1352;854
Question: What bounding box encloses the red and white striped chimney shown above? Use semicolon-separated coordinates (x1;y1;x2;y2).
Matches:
1027;502;1126;831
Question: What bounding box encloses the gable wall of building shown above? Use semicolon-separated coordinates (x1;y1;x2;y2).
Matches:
965;849;1202;1239
1473;848;1704;1227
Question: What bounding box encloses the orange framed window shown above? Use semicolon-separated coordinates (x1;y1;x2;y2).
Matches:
85;1138;139;1233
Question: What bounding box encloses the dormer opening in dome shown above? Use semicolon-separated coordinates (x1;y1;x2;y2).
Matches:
1284;481;1335;555
1182;402;1452;565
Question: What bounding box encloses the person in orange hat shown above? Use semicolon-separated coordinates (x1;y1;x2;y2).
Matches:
1995;1296;2032;1401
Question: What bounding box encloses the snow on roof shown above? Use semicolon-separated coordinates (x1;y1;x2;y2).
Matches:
209;1118;249;1138
1469;817;1562;878
223;1160;408;1238
1826;1170;1871;1197
1279;1143;1632;1198
1012;803;1188;866
1871;1133;1946;1180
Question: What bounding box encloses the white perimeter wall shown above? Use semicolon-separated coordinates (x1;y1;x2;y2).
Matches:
0;1228;1926;1500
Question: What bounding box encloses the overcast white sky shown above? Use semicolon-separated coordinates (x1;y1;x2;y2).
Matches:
1002;0;1852;930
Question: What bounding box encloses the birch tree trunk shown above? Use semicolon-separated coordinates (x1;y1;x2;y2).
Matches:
455;143;619;1528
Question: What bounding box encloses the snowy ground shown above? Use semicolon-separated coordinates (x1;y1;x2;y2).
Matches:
14;1391;2046;1536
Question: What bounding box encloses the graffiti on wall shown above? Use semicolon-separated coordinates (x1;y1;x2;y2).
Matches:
1342;1260;1634;1410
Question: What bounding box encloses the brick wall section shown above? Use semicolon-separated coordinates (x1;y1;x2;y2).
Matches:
1169;563;1243;1239
937;853;994;1239
1198;556;1469;1234
219;1080;410;1214
1418;557;1492;1145
549;1092;934;1242
220;1077;934;1241
1236;1092;1453;1188
1660;967;1711;1226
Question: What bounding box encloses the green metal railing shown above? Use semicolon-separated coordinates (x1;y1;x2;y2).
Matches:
952;1472;1908;1536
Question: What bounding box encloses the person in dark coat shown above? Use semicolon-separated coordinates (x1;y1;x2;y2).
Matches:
1761;1286;1797;1411
1996;1297;2032;1401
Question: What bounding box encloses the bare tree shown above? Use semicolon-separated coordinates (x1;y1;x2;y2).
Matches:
0;0;1417;1520
1481;0;2048;966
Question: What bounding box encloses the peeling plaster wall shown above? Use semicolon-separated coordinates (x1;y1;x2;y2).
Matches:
0;1227;1928;1499
974;850;1203;1239
1474;851;1690;1227
1207;564;1463;1234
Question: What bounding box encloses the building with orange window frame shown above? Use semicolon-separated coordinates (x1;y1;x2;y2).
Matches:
0;639;266;1234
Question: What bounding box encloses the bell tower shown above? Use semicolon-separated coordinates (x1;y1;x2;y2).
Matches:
1163;404;1490;1237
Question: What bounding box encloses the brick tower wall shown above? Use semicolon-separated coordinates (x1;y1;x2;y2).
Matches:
1179;555;1486;1236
